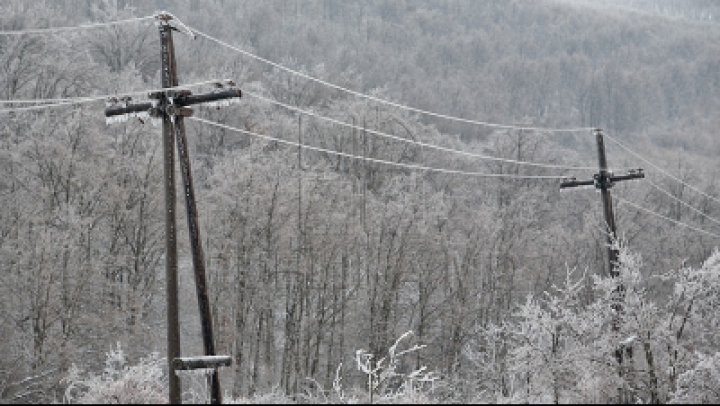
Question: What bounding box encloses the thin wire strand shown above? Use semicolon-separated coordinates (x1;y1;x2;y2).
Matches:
244;90;596;171
0;15;154;35
0;100;85;113
603;132;720;207
645;178;720;228
0;98;90;104
615;196;720;239
186;25;594;134
188;116;566;180
0;80;223;113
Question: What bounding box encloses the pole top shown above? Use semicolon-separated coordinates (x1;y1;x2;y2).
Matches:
155;11;173;23
153;11;196;38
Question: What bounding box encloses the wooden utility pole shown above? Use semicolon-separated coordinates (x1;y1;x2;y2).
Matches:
560;128;644;403
560;129;644;277
159;16;181;404
104;13;240;404
561;128;645;331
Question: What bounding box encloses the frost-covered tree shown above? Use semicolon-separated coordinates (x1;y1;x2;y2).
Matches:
463;246;720;404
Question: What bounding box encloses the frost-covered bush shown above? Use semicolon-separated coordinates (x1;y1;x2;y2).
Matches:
670;351;720;404
464;246;720;404
222;389;295;404
63;343;166;404
61;336;439;405
349;331;439;404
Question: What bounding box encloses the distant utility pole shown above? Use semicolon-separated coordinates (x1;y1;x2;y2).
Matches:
560;128;644;278
560;128;644;402
560;128;644;321
104;13;241;404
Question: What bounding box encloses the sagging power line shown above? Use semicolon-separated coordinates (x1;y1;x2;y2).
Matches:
604;132;720;208
185;23;594;134
188;116;568;181
645;178;720;229
0;15;154;35
2;8;717;241
245;90;597;171
615;196;720;239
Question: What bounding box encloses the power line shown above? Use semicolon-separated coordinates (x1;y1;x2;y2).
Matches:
615;195;720;239
185;23;594;134
0;98;93;104
0;80;224;114
645;178;720;228
603;132;720;207
245;90;597;171
0;15;154;35
188;116;567;180
0;100;85;114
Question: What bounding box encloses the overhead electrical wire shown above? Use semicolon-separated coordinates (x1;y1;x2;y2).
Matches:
0;15;155;35
244;90;596;171
0;100;86;114
184;23;594;134
603;132;720;207
0;12;594;135
615;196;720;239
645;178;720;228
188;116;567;181
0;98;98;104
1;12;716;243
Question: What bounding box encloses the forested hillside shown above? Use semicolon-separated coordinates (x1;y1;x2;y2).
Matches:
1;0;719;403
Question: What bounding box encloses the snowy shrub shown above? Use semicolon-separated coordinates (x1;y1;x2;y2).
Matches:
462;245;720;404
670;351;720;404
63;343;166;404
351;331;439;404
223;389;295;404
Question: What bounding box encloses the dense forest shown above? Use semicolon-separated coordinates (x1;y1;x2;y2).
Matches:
1;0;720;403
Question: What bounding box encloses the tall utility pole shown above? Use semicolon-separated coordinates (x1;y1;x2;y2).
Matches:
160;16;181;404
104;13;240;404
560;129;644;277
560;128;644;402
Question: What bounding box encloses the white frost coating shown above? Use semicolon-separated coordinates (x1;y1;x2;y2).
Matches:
621;335;638;346
174;368;215;377
201;97;241;109
106;110;160;126
156;11;196;39
132;110;150;120
105;114;129;125
560;184;595;192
